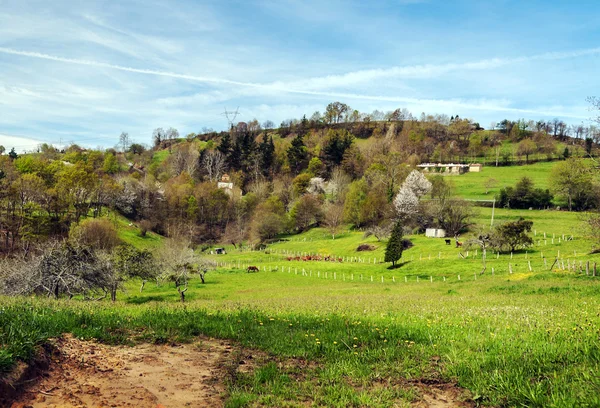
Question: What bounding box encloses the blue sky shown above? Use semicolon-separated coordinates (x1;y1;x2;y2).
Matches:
1;0;599;151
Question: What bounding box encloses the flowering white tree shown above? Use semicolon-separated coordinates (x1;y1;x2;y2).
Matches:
393;186;419;219
403;170;432;197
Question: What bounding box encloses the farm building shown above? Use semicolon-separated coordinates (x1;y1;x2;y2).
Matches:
418;163;482;174
425;228;446;238
217;174;234;194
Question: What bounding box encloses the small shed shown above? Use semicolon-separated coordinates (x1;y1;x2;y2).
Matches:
425;228;446;238
214;247;226;255
469;163;483;172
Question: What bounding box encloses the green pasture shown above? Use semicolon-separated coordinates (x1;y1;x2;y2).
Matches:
3;208;600;407
444;161;556;201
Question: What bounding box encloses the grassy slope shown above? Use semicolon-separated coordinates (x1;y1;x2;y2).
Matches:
110;212;163;251
4;208;600;406
445;161;556;201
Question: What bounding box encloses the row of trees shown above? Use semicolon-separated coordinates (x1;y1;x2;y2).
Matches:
0;218;214;302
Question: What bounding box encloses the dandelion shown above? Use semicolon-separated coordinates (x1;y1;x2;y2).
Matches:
334;341;338;344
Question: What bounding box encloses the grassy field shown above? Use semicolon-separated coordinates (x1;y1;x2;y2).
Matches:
444;161;556;201
3;208;600;407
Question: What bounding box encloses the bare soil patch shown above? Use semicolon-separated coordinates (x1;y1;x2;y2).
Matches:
411;380;474;408
3;334;252;408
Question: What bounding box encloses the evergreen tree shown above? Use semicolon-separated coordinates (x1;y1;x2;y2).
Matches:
287;134;309;174
218;133;232;157
8;147;18;160
259;134;275;176
385;220;404;266
322;129;354;171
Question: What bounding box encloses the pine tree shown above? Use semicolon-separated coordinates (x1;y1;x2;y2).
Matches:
259;134;275;176
287;134;309;174
385;220;404;266
218;133;232;157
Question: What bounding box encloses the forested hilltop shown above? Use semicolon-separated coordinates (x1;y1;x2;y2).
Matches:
1;102;599;254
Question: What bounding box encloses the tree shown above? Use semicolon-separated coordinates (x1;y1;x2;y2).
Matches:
113;244;156;293
403;170;432;197
393;186;419;220
152;128;166;148
0;146;4;155
2;241;114;299
102;153;120;174
8;148;18;160
385;220;404;266
259;134;275;176
128;143;145;155
550;158;594;211
290;194;323;231
484;177;498;195
323;202;344;239
343;179;368;227
201;150;227;182
492;218;533;253
583;212;600;252
324;101;350;124
156;238;201;302
119;132;130;152
516;138;536;163
69;218;120;251
467;227;495;274
322;129;354;171
287;134;309;175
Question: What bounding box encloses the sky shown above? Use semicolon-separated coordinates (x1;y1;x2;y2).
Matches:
1;0;600;152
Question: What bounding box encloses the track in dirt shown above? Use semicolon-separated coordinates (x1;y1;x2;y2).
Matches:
4;335;472;408
5;334;251;408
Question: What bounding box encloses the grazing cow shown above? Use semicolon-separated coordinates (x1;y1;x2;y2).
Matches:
247;266;259;273
444;239;451;245
454;235;463;248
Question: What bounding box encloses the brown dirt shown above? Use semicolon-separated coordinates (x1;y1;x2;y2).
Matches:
4;334;252;408
3;336;473;408
411;380;474;408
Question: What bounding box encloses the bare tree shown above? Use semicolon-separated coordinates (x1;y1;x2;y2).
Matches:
156;238;210;302
1;241;114;300
323;202;344;239
202;150;227;182
119;132;130;153
364;222;393;241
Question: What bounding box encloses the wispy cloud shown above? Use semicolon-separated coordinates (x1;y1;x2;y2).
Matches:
275;47;600;90
0;46;594;120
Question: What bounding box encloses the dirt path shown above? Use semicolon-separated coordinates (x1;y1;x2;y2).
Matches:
7;334;245;408
4;335;472;408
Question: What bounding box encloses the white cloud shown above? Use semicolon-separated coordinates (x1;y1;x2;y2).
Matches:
0;134;46;153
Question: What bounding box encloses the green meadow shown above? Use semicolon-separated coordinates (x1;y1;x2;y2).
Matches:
3;207;600;407
445;161;556;201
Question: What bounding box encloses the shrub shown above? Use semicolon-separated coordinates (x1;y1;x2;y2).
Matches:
69;218;120;250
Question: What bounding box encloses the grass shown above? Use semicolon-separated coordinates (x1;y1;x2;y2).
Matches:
3;208;600;406
445;161;557;201
110;211;163;251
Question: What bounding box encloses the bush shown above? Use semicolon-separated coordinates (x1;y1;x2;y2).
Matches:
357;244;375;251
69;218;120;250
496;177;553;209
